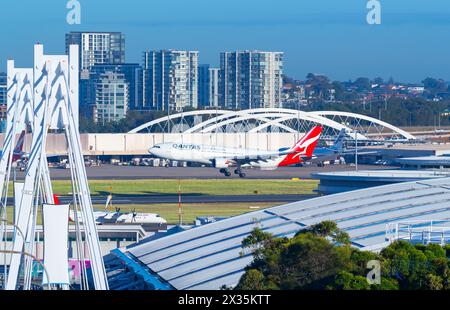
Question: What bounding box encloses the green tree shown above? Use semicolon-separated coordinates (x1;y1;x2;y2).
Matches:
380;241;450;290
277;233;347;289
298;221;351;245
241;228;277;261
422;77;448;94
354;77;371;92
236;222;450;291
330;271;371;290
425;274;444;290
305;73;331;99
373;77;384;85
235;269;267;290
237;222;354;290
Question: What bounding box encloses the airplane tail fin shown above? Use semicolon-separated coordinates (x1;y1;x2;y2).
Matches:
12;131;26;162
289;126;323;157
278;126;323;167
331;129;346;152
14;131;26;154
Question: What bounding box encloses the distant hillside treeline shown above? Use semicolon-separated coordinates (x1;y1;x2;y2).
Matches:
79;98;450;133
303;97;450;128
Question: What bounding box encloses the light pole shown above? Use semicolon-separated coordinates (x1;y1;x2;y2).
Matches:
438;111;441;129
354;130;359;172
178;178;183;226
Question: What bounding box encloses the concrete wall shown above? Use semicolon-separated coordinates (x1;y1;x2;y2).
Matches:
2;132;448;157
0;132;302;156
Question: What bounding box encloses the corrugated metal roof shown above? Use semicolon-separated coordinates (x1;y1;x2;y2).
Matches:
313;169;450;179
118;177;450;290
397;156;450;165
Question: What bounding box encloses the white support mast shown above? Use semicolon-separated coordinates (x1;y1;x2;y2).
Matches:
5;44;108;290
0;62;34;288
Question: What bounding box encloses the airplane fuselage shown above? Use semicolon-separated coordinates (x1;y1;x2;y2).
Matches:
150;143;289;168
149;126;323;176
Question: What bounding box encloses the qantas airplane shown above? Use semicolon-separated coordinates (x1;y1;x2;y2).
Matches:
1;131;27;163
149;126;323;177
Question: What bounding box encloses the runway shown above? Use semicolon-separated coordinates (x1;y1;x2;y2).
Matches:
65;193;317;205
4;194;317;205
14;164;391;180
7;164;390;205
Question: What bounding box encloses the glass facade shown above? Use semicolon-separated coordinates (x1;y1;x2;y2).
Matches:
143;50;198;111
198;64;210;108
0;72;7;130
209;68;220;108
65;32;126;71
94;72;129;124
198;65;220;108
88;64;143;111
0;72;6;106
220;51;283;110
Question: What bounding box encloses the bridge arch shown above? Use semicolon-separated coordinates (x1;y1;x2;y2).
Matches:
129;108;415;141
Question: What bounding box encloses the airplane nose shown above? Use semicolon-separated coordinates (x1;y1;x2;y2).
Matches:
149;147;160;156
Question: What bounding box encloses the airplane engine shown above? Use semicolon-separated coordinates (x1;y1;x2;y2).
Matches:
212;158;232;168
278;147;290;153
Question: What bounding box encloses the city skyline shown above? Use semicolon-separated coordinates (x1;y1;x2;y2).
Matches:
64;30;286;121
1;0;450;82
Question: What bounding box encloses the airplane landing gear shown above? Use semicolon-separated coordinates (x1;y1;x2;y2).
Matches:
219;168;244;177
220;168;232;177
233;168;246;178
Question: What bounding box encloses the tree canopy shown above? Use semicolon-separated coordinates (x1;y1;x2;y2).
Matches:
79;110;167;133
235;222;450;290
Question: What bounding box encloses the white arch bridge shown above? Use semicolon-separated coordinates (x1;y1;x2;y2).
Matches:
129;108;416;141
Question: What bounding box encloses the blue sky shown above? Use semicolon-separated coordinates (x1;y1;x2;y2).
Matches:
1;0;450;82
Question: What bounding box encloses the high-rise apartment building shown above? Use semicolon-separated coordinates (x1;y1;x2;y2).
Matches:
65;32;125;71
143;50;198;111
66;31;130;121
209;67;220;108
0;72;7;128
198;64;210;108
198;65;220;108
0;72;6;106
87;64;143;111
93;72;129;124
220;51;283;109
